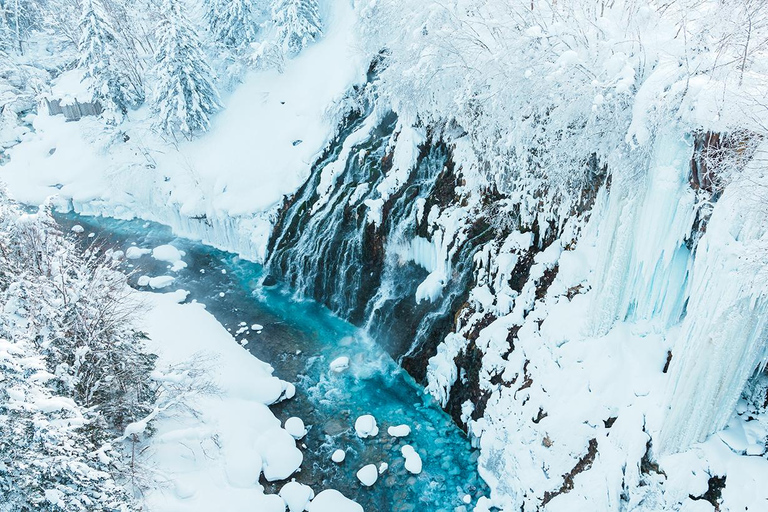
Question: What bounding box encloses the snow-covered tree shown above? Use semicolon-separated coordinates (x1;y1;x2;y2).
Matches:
205;0;260;51
0;194;149;511
271;0;321;57
0;0;38;54
78;0;133;116
152;0;221;139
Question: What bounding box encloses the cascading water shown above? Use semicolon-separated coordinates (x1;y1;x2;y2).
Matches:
265;108;494;382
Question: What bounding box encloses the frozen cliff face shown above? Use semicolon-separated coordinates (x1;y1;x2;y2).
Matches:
424;134;768;510
658;145;768;455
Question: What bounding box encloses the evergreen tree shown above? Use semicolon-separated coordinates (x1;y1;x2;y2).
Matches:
152;0;221;139
205;0;259;51
271;0;322;57
77;0;132;116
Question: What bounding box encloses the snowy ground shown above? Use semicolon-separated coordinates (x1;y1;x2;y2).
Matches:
1;0;366;262
137;289;362;512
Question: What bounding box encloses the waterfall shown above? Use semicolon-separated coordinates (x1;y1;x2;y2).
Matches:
265;108;493;379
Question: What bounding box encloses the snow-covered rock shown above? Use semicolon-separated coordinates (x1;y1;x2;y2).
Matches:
331;449;346;463
401;445;422;474
356;464;378;486
280;481;315;512
387;424;410;437
307;490;363;512
152;244;187;271
285;417;307;439
148;276;175;289
126;246;151;259
255;427;304;481
329;356;350;372
354;415;378;438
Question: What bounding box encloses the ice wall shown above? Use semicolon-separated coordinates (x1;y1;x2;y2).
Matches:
657;145;768;454
68;197;272;262
587;130;697;336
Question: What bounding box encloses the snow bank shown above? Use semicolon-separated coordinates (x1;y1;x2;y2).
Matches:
280;481;314;512
138;292;301;510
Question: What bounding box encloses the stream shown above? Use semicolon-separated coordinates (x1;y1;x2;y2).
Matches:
54;212;488;512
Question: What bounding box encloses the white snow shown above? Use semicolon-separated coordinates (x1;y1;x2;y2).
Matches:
148;275;175;289
356;464;378;486
152;244;187;271
354;414;378;438
285;417;307;440
401;445;422;474
70;224;84;233
331;449;346;463
138;292;301;511
137;275;150;286
126;246;151;259
307;490;363;512
280;481;315;512
256;427;304;481
0;0;367;265
387;424;410;437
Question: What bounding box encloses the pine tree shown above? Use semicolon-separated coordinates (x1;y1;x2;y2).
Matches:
77;0;132;115
152;0;221;139
205;0;259;51
271;0;322;57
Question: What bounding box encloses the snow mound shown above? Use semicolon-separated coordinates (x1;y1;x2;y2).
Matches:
354;414;378;438
285;417;307;439
387;424;410;437
148;276;175;289
280;481;315;512
152;244;187;271
331;449;345;463
255;427;304;481
126;246;151;259
356;464;378;486
307;490;363;512
401;445;422;474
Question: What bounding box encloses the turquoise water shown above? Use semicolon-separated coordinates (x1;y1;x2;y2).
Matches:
55;213;488;512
